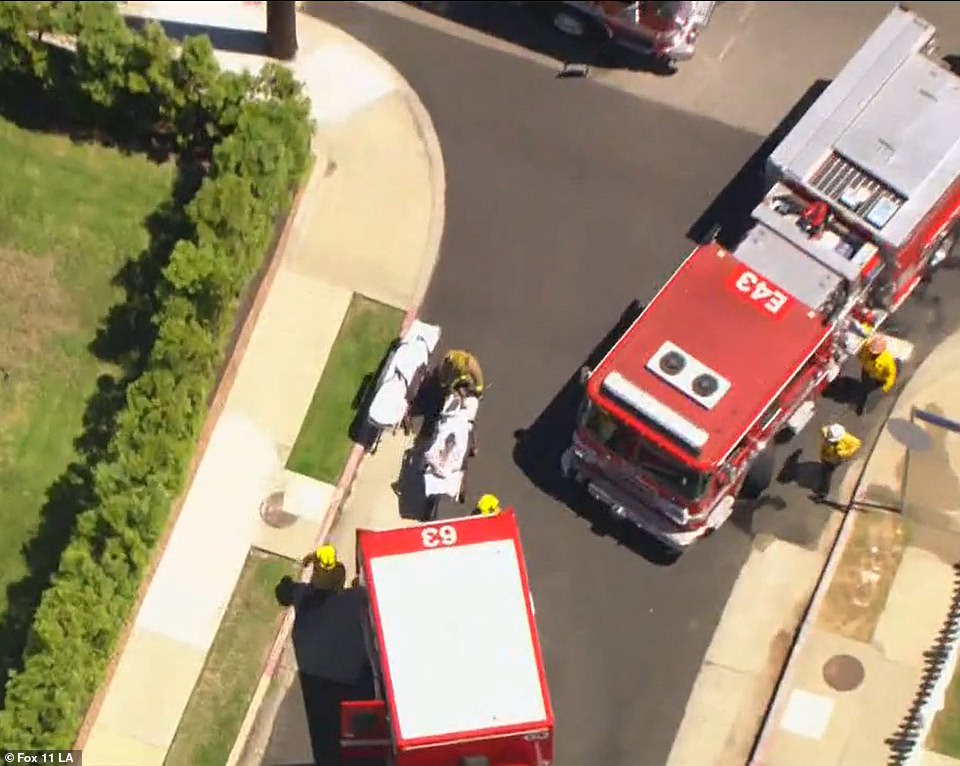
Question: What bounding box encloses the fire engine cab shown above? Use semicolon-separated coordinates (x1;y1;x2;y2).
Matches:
340;511;554;765
561;6;960;550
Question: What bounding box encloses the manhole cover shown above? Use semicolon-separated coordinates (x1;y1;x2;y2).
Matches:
822;654;865;692
260;491;297;529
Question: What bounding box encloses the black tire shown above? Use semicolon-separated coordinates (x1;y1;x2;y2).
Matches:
551;8;607;41
740;448;775;500
928;225;960;275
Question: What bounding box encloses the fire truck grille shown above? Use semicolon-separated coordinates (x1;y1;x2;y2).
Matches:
809;152;906;230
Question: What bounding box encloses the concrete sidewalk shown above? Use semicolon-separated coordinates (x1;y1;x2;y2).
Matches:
78;4;444;765
666;333;921;766
753;331;960;766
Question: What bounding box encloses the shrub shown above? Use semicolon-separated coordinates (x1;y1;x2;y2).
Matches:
0;1;313;748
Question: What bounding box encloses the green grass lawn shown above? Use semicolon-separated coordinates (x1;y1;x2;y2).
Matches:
165;551;297;766
287;294;403;483
0;115;174;673
929;666;960;757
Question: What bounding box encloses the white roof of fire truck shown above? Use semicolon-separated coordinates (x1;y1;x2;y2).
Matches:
588;7;960;470
357;511;553;749
769;6;960;251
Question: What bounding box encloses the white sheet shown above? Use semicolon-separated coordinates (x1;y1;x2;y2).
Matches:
423;411;472;499
366;321;442;429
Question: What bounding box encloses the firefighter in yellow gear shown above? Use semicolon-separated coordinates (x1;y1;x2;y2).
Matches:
475;493;502;517
857;334;899;415
816;423;862;500
301;544;347;597
439;350;484;396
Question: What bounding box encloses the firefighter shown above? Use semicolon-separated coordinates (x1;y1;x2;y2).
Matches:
301;544;347;599
816;423;862;500
439;350;484;397
857;334;899;416
475;493;502;517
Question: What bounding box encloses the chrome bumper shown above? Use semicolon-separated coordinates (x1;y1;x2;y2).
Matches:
561;448;705;549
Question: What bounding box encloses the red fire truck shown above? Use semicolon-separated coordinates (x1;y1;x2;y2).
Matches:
561;6;960;550
340;511;554;765
523;1;716;67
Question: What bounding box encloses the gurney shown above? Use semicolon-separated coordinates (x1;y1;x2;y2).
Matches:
421;395;479;521
365;320;442;453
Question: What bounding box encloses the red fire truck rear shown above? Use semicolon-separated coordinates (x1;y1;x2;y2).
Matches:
561;6;960;550
340;511;554;765
536;2;716;66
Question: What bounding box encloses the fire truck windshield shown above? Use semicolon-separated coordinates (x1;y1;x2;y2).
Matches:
579;401;709;501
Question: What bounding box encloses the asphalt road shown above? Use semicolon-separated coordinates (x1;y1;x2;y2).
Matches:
262;3;960;765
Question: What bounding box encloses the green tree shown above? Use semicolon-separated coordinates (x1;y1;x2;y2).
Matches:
72;1;134;111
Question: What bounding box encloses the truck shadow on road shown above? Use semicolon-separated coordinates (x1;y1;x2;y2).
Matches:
269;583;378;766
511;302;683;566
405;1;675;75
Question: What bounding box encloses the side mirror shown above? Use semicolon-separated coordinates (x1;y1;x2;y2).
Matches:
579;366;591;384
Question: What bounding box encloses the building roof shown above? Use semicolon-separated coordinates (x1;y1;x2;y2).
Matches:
590;243;831;468
768;7;960;249
358;512;552;749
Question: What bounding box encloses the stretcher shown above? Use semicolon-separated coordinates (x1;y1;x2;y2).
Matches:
366;320;442;453
421;394;479;521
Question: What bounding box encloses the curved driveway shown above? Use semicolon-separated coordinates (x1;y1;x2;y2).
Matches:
301;3;960;765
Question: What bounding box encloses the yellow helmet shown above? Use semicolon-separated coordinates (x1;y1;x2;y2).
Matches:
316;544;337;570
477;494;501;516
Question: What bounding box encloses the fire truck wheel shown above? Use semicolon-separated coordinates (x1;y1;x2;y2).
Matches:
552;10;584;36
929;226;959;273
552;9;603;40
739;449;775;500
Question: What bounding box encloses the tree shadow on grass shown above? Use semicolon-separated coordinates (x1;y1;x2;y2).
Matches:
89;158;202;372
0;160;200;707
0;60;181;164
0;375;127;700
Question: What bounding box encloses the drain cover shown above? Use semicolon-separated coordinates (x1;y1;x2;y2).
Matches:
260;491;297;529
822;654;865;692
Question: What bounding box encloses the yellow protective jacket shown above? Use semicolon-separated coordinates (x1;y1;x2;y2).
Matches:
820;432;862;465
441;350;484;394
309;561;346;593
859;345;898;393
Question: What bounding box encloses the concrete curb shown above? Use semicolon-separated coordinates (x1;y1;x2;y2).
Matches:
225;306;419;766
300;7;447;309
72;174;311;752
399;76;446;310
223;16;446;765
747;339;947;765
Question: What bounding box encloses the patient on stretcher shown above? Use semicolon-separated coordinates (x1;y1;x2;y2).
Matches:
423;413;472;501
